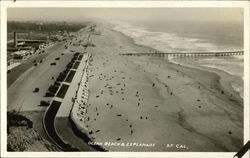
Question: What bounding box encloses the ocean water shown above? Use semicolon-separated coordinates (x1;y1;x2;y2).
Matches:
112;21;244;98
170;56;244;99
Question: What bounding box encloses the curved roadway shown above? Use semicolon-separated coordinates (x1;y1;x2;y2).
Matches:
43;100;79;151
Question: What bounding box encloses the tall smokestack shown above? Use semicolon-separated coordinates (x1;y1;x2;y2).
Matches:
13;31;17;47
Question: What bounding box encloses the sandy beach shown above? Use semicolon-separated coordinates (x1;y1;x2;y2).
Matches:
75;24;243;152
7;23;243;152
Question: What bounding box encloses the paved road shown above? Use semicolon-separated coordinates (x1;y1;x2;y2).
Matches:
7;42;65;88
7;41;72;112
43;100;79;151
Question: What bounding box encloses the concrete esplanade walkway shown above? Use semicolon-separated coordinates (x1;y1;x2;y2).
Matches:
56;52;89;117
43;51;91;150
70;53;90;133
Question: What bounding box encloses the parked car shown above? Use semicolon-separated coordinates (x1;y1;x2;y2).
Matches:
33;88;39;93
45;92;55;97
49;84;59;93
40;100;50;106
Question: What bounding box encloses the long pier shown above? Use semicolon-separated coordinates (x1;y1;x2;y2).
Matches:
120;51;244;57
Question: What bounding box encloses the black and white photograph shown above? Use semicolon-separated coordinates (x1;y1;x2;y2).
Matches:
1;1;249;157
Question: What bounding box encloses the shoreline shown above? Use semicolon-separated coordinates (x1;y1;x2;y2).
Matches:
7;23;243;152
111;28;243;102
169;57;243;102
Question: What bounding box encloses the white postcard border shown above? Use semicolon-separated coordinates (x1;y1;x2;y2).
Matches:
1;1;249;158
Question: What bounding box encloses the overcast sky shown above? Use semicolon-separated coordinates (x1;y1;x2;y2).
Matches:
8;8;243;23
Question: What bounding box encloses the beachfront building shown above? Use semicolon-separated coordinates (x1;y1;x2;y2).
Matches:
7;54;14;66
13;50;32;60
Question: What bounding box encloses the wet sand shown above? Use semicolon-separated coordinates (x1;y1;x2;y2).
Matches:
170;56;244;101
78;24;243;152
